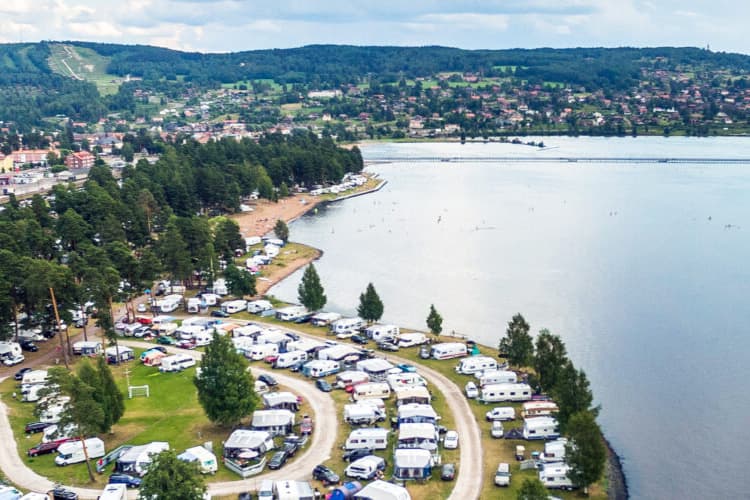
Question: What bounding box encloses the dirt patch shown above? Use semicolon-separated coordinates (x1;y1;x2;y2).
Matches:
231;195;320;238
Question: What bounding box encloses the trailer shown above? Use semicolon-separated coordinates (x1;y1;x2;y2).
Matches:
523;417;561;441
344;404;385;425
477;369;518;386
335;371;371;389
455;355;498;375
275;305;308;322
352;382;391;402
396;333;428;348
330;317;365;335
344;428;389;450
521;401;559;418
247;343;279;361
430;342;468;360
302;360;340;378
222;300;248;314
310;312;342;326
539;463;575;490
364;324;399;342
479;383;533;403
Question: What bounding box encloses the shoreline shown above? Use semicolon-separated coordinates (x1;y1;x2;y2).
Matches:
605;437;629;500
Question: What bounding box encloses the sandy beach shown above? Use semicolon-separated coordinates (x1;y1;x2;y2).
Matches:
232;194;321;238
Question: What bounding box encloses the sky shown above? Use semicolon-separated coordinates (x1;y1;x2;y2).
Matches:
1;0;748;55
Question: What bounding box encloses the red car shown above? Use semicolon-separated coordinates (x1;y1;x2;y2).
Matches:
264;354;279;364
300;415;314;435
176;339;197;350
28;437;79;457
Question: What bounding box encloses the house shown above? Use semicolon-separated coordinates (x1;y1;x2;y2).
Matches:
393;448;433;480
65;150;95;169
115;442;169;476
251;409;295;436
262;392;300;412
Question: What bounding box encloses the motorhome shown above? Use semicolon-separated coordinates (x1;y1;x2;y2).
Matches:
275;305;308;322
302;360;340;378
158;354;196;372
193;331;214;347
430;343;468;360
479;383;533;403
522;417;561;441
310;312;342;327
54;437;105;466
344;428;389;450
521;401;559;418
364;324;399;342
455;356;498;375
396;333;428;348
200;293;221;306
538;463;575;490
352;382;391;402
335;370;371;389
72;341;102;356
397;423;439;451
0;342;23;363
222;300;248;314
247;300;273;314
477;369;518;387
344;403;386;425
247;343;279;361
330;317;365;335
178;446;218;474
541;438;568;463
21;370;48;386
274;350;307;369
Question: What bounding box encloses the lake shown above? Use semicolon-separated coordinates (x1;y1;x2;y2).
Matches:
270;137;750;499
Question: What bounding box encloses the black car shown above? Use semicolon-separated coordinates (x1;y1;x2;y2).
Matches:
312;464;341;485
267;450;289;470
42;330;57;339
441;463;456;481
108;473;142;488
315;379;332;392
289;361;305;372
282;440;300;457
258;374;278;386
48;486;78;500
211;310;230;318
25;421;52;434
20;340;38;352
238;493;252;500
342;448;374;462
15;367;32;381
351;334;368;345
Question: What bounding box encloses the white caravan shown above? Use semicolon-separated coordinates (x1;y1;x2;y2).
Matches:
539;463;575;490
523;417;561;441
274;350;307;368
477;369;518;386
330;317;365;335
344;428;389;450
430;342;468;360
479;383;533;403
55;437;105;466
396;333;428;348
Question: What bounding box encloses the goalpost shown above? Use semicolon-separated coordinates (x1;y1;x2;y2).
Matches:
128;385;150;399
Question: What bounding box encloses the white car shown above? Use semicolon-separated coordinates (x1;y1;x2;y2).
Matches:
443;430;459;449
137;303;147;313
3;354;25;366
491;420;504;438
465;381;479;399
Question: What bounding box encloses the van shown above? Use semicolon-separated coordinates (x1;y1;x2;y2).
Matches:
352;382;391;402
344;428;389;450
345;455;386;480
274;350;307;369
98;483;127;500
491;421;504;439
455;355;498;375
55;437;105;466
465;381;479;399
430;342;468;360
248;343;279;361
159;354;196;372
257;480;274;499
494;463;511;486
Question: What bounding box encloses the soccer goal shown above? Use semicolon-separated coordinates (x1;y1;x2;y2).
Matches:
128;384;150;399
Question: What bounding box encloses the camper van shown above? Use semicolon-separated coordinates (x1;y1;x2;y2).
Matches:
477;369;518;386
159;354;197;372
186;297;202;313
275;305;308;322
302;360;340;378
248;343;279;361
274;350;307;369
335;371;371;390
522;417;561;441
455;356;498;375
539;463;575;490
430;342;468;360
397;333;428;348
541;438;568;463
364;324;400;342
330;317;365;336
344;428;389;450
222;300;248;314
200;293;220;307
352;382;391;402
55;437;105;466
479;383;533;403
247;300;273;314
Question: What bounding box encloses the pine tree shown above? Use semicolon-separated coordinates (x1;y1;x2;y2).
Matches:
194;332;258;426
552;360;598;430
298;264;326;311
534;329;568;393
357;282;384;323
566;411;607;494
96;355;125;429
499;313;534;367
426;304;443;336
274;219;289;243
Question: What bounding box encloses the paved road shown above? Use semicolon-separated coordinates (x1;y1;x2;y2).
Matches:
0;323;483;499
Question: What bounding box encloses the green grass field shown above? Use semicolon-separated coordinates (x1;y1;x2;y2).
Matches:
47;43;121;95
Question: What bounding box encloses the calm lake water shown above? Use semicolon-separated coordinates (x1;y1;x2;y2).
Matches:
271;137;750;499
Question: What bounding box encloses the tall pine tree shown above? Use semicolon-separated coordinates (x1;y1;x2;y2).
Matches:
357;282;384;323
298;264;326;311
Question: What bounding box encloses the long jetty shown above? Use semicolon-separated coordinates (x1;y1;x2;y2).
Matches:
367;156;750;164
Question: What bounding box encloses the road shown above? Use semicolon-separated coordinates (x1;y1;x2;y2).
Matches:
0;322;483;499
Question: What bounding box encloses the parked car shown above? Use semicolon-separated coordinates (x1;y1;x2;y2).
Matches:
351;334;368;345
289;361;305;372
15;367;32;381
377;341;399;352
109;473;142;488
315;379;332;392
342;448;374;462
48;486;78;500
397;363;417;373
42;329;57;339
465;381;479;399
258;374;278;387
300;415;314;435
20;340;39;352
490;421;504;439
3;354;24;366
267;450;289;470
156;335;176;345
312;464;341;485
28;438;74;457
25;421;52;434
441;463;456;481
419;346;431;359
238;493;252;500
282;440;300;457
211;310;230;318
136;303;147;313
264;354;279;364
443;430;459;449
176;339;196;350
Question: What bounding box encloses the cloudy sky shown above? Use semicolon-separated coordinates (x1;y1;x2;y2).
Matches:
1;0;747;54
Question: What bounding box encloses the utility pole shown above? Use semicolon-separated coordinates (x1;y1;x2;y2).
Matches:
49;287;69;369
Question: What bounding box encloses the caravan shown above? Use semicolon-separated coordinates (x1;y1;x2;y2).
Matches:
302;360;340;378
248;343;279;361
274;350;307;369
352;382;391;402
55;437;105;466
479;383;532;403
539;463;575;490
178;446;218;474
310;312;342;327
344;428;389;450
335;371;371;390
455;356;497;375
344;403;385;425
396;333;428;348
330;317;365;336
477;370;518;386
159;354;196;372
541;438;568;463
364;324;399;342
222;300;248;314
522;401;559;418
247;300;273;314
523;417;561;441
72;341;102;356
430;343;468;360
275;306;308;322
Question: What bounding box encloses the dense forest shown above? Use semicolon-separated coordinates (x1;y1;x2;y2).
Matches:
0;130;362;341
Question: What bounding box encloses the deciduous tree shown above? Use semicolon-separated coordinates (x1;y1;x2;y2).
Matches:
194;332;258;427
517;478;549;500
566;411;607;494
223;264;256;297
534;329;568;392
274;219;289;243
137;449;206;500
552;360;598;430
